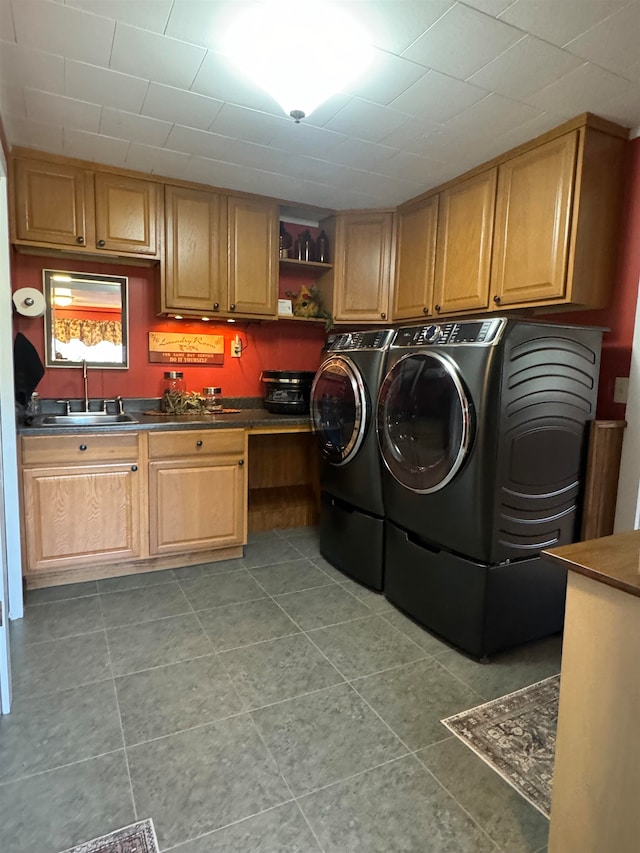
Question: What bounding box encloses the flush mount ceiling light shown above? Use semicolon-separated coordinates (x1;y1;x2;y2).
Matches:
224;0;372;123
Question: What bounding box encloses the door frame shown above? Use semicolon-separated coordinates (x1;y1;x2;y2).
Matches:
614;276;640;531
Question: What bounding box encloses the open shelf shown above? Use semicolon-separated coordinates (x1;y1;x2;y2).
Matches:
279;258;332;273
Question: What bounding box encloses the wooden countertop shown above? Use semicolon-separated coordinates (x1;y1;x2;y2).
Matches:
543;530;640;598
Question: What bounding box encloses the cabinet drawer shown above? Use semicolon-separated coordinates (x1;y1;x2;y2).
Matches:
148;429;245;459
21;433;139;466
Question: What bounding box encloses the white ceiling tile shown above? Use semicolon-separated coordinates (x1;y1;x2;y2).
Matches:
110;22;206;90
525;62;635;119
378;117;445;155
6;114;63;152
346;50;427;106
402;3;524;78
324;100;414;143
65;60;149;113
469;36;583;99
594;87;640;130
165;0;239;51
444;93;543;141
491;112;567;152
100;107;173;147
498;0;629;47
0;84;25;118
63;127;130;165
330;0;455;54
0;0;15;41
12;0;115;66
165;124;230;158
460;0;514;15
65;0;173;33
389;69;488;122
373;150;443;182
564;3;640;80
141;83;223;130
267;123;347;158
303;94;353;128
0;40;64;94
125;142;192;177
24;88;101;132
328;137;398;171
190;49;271;111
208;103;288;146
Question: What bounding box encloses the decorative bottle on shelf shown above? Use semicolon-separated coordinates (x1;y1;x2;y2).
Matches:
294;229;315;262
316;229;330;263
279;223;293;258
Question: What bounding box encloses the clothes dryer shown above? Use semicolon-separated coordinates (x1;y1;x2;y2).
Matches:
311;329;393;589
377;317;603;656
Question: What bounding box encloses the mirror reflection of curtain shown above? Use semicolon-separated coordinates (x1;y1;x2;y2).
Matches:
53;318;123;363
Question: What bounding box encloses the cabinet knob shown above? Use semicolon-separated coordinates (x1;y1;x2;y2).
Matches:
229;303;236;311
380;312;386;320
213;303;220;310
238;459;244;466
97;239;106;248
76;236;85;245
79;444;87;451
434;304;441;312
131;465;138;472
493;295;501;304
423;307;429;315
196;439;203;447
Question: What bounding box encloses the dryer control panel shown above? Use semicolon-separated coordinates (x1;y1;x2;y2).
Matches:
393;318;506;347
326;329;394;352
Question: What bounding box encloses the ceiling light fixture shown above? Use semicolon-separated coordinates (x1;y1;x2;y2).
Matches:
224;0;372;123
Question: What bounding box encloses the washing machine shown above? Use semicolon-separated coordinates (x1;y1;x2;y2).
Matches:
311;328;393;589
377;316;603;657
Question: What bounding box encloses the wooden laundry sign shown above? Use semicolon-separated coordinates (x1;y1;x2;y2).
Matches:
148;332;224;364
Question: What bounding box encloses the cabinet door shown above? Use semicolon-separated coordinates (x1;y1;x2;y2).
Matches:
491;132;578;308
94;173;160;256
228;195;278;317
13;158;88;248
334;211;394;323
22;463;142;572
164;185;226;313
433;169;497;317
149;457;246;555
393;197;438;321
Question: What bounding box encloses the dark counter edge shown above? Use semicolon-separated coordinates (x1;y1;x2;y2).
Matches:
542;530;640;599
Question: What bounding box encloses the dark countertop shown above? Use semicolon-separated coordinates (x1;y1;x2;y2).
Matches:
542;529;640;599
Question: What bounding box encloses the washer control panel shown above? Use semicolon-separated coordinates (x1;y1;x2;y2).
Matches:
393;318;505;347
326;328;394;352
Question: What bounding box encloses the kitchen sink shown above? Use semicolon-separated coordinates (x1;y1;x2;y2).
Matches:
40;413;139;426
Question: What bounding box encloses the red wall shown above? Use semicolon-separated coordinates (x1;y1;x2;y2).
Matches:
11;253;326;402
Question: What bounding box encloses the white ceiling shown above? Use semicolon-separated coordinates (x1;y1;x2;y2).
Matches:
0;0;638;211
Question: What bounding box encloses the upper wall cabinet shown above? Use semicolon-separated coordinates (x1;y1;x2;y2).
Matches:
227;195;278;319
322;210;394;324
392;196;438;322
11;156;161;259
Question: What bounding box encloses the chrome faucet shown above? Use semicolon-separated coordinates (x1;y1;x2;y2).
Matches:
82;360;90;412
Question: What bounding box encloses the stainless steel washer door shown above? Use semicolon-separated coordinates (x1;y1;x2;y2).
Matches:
377;351;474;493
311;355;368;466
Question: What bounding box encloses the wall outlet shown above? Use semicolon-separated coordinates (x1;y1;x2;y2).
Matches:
231;334;242;358
614;376;629;405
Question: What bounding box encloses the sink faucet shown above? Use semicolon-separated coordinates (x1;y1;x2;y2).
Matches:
82;360;90;412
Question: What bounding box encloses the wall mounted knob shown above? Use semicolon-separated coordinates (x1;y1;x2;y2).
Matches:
238;459;244;466
97;239;106;247
213;303;219;310
493;295;501;304
196;440;203;447
380;312;386;320
434;304;441;312
79;444;87;451
76;236;85;244
131;465;138;472
229;304;236;311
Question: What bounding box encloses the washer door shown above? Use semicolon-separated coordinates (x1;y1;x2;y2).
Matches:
311;356;368;466
377;352;474;493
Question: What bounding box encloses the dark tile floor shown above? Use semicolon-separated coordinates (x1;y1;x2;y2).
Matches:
0;527;558;853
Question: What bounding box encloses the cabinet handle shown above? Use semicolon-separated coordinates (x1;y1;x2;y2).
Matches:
434;304;441;312
238;459;244;466
131;465;138;472
196;440;203;447
493;295;501;304
380;312;386;320
229;303;236;311
213;302;220;310
97;239;106;247
79;444;87;451
76;236;85;245
423;307;429;315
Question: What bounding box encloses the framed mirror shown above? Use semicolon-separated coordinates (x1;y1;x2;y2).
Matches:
43;269;129;368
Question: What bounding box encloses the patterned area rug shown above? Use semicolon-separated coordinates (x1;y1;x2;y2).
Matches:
442;674;560;818
59;819;159;853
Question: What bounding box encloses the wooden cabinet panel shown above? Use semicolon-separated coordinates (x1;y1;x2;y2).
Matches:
433;169;497;317
94;173;160;256
14;158;87;247
163;185;226;313
491;132;577;308
149;459;245;554
228;195;278;318
332;211;394;323
148;429;245;459
22;433;138;466
393;196;438;321
22;463;142;572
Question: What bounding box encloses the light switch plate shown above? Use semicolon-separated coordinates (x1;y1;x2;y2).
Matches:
614;376;629;404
